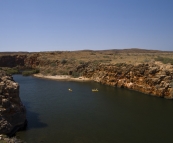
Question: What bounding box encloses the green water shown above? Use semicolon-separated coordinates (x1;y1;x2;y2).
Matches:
13;75;173;143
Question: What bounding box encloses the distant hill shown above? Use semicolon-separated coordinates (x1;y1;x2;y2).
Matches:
1;48;172;54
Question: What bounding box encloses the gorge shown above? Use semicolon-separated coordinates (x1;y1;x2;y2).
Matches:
0;50;173;142
0;50;173;99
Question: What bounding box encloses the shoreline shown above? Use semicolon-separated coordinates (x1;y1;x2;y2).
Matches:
33;74;91;82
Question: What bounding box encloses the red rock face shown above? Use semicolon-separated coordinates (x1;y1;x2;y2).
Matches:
0;55;26;67
0;54;40;68
83;63;173;99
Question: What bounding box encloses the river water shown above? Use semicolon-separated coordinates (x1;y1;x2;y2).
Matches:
13;75;173;143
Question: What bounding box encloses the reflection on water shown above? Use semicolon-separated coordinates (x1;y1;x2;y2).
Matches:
13;75;173;143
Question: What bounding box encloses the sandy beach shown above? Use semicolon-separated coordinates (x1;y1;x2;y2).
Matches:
33;74;91;82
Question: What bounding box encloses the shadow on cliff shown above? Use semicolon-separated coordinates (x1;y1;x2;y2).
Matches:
22;101;48;130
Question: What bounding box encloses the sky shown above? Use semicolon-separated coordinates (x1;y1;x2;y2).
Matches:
0;0;173;52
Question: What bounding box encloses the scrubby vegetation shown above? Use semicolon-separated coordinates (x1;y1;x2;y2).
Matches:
0;67;20;75
71;71;81;78
22;69;39;76
1;49;173;78
155;56;173;64
61;59;67;64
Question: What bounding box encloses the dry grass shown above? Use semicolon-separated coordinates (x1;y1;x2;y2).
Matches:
36;49;173;65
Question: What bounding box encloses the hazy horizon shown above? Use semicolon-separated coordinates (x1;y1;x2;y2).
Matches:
1;48;173;53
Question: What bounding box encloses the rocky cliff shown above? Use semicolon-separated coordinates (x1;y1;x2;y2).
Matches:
0;55;26;67
0;70;26;135
1;53;173;99
83;62;173;99
0;53;52;69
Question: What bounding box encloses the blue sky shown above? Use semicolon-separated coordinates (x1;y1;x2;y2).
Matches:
0;0;173;52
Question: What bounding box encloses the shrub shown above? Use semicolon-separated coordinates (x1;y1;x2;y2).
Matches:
93;60;100;66
72;71;80;78
61;59;67;64
50;62;56;67
58;70;68;75
115;63;124;67
79;60;84;64
90;52;96;55
45;69;51;74
103;56;109;58
51;71;57;76
143;59;150;63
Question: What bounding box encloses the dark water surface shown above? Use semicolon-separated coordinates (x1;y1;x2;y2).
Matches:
13;75;173;143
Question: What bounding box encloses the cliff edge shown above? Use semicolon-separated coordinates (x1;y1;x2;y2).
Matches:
0;70;26;135
83;62;173;99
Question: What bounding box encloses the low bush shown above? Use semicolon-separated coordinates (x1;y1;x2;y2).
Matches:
79;60;85;64
103;56;109;58
90;52;96;55
51;71;57;76
58;70;68;75
61;59;67;64
71;71;80;78
50;62;56;67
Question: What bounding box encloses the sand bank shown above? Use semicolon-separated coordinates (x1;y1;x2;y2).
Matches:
33;74;91;82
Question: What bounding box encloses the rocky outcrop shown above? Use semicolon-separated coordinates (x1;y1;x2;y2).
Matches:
83;62;173;99
0;70;26;135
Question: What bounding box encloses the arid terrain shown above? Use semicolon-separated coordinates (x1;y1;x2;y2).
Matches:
1;48;173;76
0;48;173;99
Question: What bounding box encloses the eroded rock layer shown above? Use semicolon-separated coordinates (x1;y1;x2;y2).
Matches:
0;70;26;135
83;62;173;99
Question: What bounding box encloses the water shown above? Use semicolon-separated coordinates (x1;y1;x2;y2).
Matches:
13;75;173;143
